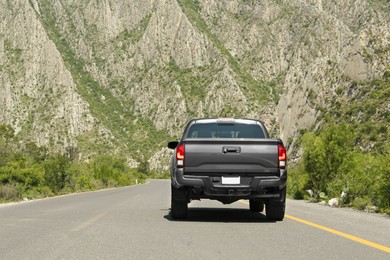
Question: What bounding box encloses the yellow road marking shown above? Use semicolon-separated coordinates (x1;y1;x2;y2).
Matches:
71;212;107;232
285;214;390;253
239;200;390;253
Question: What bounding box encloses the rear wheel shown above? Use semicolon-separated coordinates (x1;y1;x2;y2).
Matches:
266;202;285;221
266;188;286;221
170;185;188;219
249;199;264;212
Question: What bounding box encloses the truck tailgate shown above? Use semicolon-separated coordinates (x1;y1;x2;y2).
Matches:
183;139;281;175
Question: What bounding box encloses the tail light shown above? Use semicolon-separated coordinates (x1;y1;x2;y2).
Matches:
176;144;185;168
278;145;287;169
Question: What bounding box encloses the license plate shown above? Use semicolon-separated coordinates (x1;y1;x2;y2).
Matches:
222;176;240;185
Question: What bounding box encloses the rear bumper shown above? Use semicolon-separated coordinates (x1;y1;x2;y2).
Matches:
172;168;287;199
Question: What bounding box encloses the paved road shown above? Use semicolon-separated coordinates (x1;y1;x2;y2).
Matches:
0;180;389;259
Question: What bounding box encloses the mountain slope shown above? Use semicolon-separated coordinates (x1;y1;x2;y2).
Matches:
0;0;389;171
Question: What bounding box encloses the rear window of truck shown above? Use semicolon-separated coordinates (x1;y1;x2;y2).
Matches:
186;123;265;139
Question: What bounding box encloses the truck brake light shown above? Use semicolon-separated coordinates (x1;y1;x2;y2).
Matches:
176;144;185;168
278;145;286;169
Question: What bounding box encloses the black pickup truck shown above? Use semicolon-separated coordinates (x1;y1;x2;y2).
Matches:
167;118;287;221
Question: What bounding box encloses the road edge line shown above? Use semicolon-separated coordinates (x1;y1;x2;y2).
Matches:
239;200;390;253
285;214;390;254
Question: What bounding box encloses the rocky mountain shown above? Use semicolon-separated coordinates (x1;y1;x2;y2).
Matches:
1;0;389;172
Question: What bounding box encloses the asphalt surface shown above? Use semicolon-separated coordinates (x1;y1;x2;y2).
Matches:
0;179;389;259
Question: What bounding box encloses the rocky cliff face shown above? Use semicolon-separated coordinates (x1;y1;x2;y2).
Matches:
0;0;95;149
197;0;389;144
1;0;389;171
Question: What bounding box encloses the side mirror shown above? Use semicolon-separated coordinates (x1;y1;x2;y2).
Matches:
167;141;179;150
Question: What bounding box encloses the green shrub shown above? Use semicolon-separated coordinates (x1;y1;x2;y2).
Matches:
327;152;382;204
0;124;147;203
22;186;53;200
287;164;309;199
351;197;372;211
92;155;135;188
374;149;390;212
302;122;355;196
298;119;389;213
0;158;45;188
76;175;93;191
43;155;72;193
0;184;19;201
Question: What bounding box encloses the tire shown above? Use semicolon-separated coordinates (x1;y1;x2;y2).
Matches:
170;185;188;219
249;199;264;212
266;188;286;221
265;202;285;221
